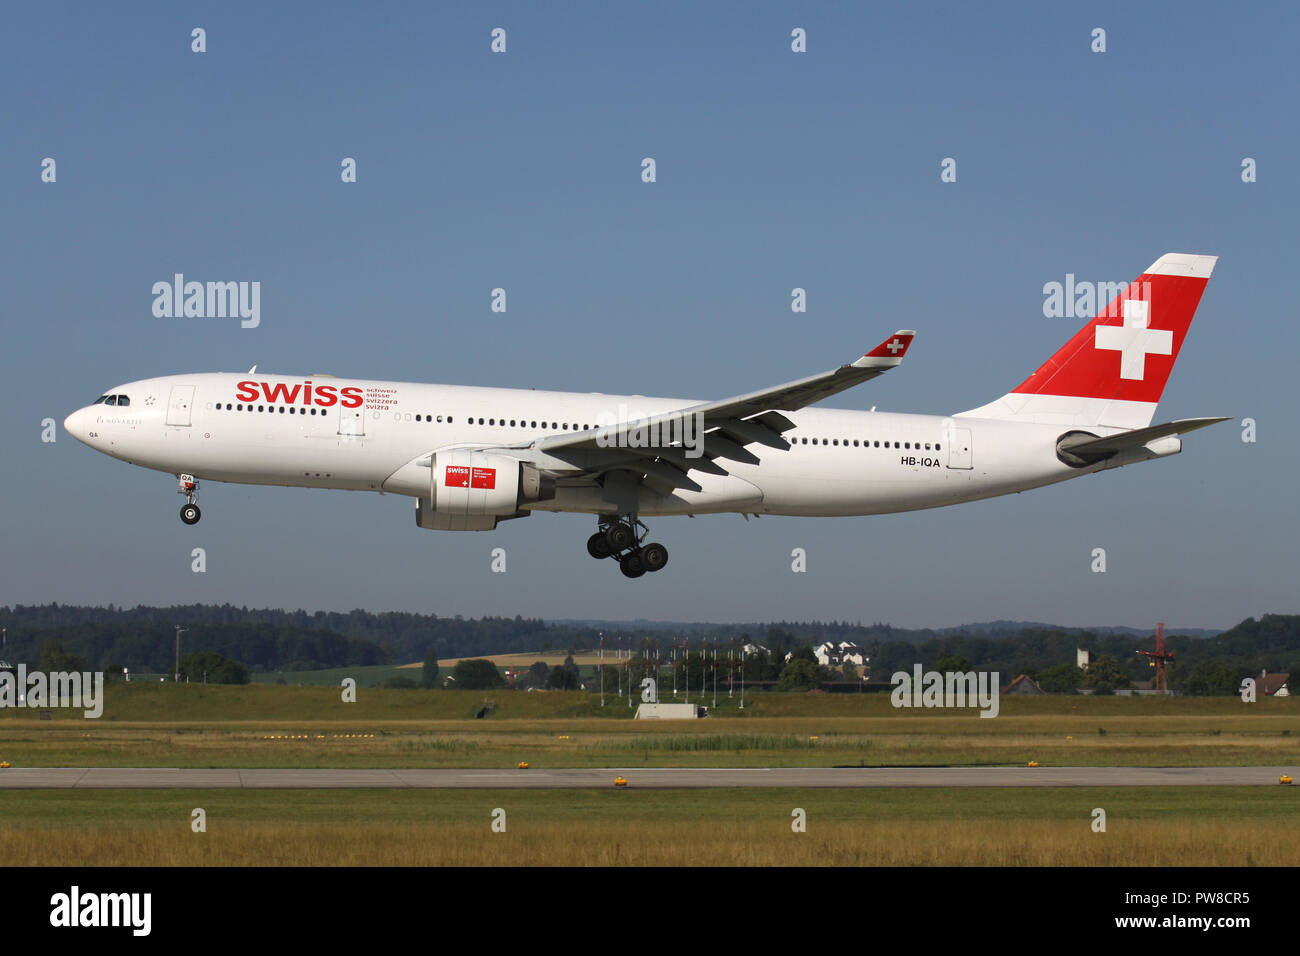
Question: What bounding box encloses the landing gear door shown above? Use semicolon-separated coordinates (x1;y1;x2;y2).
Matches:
166;385;195;426
338;405;365;436
946;426;973;469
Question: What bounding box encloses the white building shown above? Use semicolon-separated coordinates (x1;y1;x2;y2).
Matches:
814;642;869;668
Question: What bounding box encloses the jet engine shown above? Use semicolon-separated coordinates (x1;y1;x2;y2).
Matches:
416;450;555;531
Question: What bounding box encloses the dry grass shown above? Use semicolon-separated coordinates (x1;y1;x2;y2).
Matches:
2;786;1295;866
4;818;1293;866
3;721;1297;769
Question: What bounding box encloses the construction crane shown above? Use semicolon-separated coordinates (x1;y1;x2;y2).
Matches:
1137;622;1175;693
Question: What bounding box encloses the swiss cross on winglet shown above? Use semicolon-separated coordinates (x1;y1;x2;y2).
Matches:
855;330;916;367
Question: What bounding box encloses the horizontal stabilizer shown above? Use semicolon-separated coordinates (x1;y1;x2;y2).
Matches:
1057;417;1229;465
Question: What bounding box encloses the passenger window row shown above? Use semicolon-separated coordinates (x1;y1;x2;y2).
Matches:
465;418;589;430
206;402;937;453
386;415;593;430
217;404;326;415
796;436;940;451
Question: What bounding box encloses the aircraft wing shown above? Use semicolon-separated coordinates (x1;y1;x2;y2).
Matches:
530;330;916;489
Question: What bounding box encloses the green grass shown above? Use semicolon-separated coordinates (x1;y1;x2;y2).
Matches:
3;686;1297;769
597;734;823;752
2;722;1297;769
10;682;1299;724
0;683;628;721
1;785;1295;826
248;664;416;687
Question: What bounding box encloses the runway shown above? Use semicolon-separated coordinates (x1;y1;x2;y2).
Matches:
0;766;1293;789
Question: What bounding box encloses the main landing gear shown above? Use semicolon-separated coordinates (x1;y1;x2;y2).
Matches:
586;515;669;578
177;474;201;525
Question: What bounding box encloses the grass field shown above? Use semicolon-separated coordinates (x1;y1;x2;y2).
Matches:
248;665;416;687
4;723;1297;769
0;786;1294;866
8;681;1299;722
1;687;1296;769
4;687;1296;866
399;650;615;670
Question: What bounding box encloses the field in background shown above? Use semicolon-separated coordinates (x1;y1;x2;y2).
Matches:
8;682;1299;723
1;687;1296;769
249;665;419;687
0;787;1294;866
243;659;657;685
399;651;614;670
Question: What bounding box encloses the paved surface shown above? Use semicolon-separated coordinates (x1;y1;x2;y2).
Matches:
0;766;1293;789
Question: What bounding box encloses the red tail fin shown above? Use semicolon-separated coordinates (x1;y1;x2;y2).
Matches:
958;253;1216;429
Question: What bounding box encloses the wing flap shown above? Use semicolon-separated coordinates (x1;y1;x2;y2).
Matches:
638;459;703;492
703;432;761;465
629;447;730;476
714;417;791;450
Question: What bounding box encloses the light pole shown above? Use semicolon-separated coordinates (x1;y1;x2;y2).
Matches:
174;626;188;682
740;645;746;711
712;637;717;709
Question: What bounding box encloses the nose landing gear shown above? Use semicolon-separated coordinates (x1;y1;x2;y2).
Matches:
178;474;201;525
587;515;668;578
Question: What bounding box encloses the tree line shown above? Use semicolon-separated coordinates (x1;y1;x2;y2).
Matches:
1;605;1296;696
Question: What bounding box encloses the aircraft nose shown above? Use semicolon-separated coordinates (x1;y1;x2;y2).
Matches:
63;408;87;442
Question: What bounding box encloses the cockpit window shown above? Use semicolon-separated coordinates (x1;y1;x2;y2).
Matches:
116;395;130;407
93;395;109;404
105;396;118;406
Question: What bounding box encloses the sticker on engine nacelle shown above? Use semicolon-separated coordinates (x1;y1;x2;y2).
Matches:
444;465;497;489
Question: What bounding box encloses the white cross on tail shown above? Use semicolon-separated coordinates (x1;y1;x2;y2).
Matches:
1094;299;1173;380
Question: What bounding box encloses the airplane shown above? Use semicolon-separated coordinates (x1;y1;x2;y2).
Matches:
64;252;1225;579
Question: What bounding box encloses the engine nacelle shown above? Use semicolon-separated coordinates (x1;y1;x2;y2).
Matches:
415;450;555;531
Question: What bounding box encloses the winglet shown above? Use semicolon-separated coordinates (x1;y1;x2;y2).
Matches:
854;330;916;368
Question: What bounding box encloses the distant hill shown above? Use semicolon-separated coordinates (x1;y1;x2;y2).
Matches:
933;620;1222;639
1;604;1293;678
553;618;1225;642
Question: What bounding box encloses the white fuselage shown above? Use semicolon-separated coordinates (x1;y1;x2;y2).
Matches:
63;372;1156;522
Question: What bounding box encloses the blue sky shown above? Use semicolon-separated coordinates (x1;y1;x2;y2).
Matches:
2;1;1295;629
